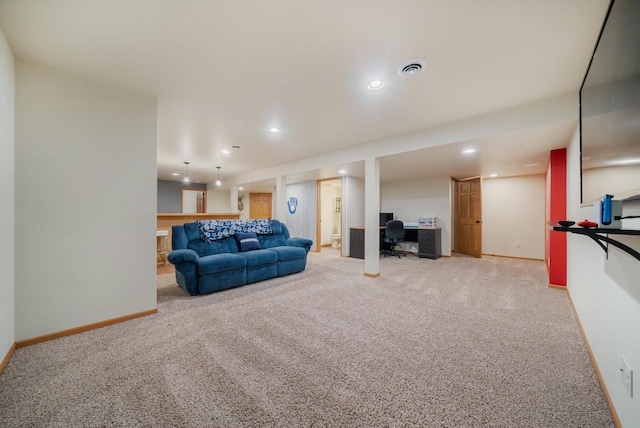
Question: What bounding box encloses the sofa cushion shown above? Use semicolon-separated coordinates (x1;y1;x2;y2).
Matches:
235;232;262;252
198;253;246;275
240;249;278;267
266;245;306;261
258;233;287;249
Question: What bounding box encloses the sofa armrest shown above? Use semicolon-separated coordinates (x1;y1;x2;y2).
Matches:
286;237;313;254
168;249;199;265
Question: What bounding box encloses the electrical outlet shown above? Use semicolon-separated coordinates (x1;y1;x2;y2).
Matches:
620;355;634;398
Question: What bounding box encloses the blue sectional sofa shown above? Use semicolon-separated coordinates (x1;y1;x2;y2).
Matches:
168;219;313;296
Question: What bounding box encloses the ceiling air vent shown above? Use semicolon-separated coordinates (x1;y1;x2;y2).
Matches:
397;58;428;77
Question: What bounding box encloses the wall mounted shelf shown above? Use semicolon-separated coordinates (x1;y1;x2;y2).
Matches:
550;223;640;261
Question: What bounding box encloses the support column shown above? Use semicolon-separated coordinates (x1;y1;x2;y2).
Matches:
364;157;380;277
545;148;567;287
230;186;239;214
275;175;287;222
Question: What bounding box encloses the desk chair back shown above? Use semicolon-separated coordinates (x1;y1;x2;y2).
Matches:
382;220;405;258
385;220;404;241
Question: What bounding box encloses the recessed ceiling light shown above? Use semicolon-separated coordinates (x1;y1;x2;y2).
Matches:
462;149;476;154
367;80;384;90
239;187;244;191
338;170;347;174
489;173;499;178
524;162;540;168
268;127;280;133
172;172;179;176
222;149;230;154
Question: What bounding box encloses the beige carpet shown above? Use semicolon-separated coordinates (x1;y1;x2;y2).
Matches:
0;251;613;427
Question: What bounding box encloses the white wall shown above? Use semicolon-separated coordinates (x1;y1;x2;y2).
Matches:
0;28;15;360
344;176;365;256
567;129;640;426
14;60;157;341
285;181;317;250
207;189;231;213
483;175;545;259
381;176;452;256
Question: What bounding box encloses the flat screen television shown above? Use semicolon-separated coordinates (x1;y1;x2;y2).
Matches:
580;0;640;205
380;212;394;226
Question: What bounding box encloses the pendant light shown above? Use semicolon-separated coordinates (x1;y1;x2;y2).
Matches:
215;166;222;186
183;161;190;183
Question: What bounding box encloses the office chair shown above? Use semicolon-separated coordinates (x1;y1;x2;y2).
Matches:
382;220;405;258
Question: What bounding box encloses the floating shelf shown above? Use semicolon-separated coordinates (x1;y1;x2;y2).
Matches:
550;223;640;261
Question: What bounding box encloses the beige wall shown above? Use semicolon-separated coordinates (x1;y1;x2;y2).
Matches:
14;60;157;340
206;189;232;213
482;175;545;259
0;27;15;360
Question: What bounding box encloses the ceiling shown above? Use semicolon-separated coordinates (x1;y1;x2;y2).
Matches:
0;0;609;187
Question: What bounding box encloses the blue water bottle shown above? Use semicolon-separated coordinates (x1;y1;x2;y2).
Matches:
602;194;613;225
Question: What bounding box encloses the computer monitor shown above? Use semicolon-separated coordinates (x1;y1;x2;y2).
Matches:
380;212;393;226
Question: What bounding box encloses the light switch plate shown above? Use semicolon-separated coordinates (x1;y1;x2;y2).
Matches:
620;355;633;398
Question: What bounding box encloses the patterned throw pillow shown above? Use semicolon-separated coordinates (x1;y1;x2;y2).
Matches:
235;232;261;252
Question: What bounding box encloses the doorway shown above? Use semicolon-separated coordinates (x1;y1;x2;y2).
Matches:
181;189;206;213
317;178;343;256
249;193;272;219
455;177;482;257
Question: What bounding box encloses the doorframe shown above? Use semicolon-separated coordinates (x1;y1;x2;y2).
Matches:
181;188;207;213
454;176;483;257
249;192;273;219
316;177;343;253
452;177;459;253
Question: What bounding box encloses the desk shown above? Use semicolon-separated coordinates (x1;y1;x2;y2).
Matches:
349;226;441;259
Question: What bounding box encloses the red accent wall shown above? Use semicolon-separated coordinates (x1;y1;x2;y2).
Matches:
545;148;567;286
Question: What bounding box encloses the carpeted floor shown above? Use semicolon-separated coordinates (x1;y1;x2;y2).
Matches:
0;251;613;427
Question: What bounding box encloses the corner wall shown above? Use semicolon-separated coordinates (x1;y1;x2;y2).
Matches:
566;129;640;426
14;60;158;341
0;28;15;362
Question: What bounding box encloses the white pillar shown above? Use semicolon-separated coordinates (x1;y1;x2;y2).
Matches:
364;157;380;277
275;175;287;221
230;186;239;214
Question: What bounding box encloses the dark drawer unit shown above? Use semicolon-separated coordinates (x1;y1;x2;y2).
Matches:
349;228;365;259
418;228;441;259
